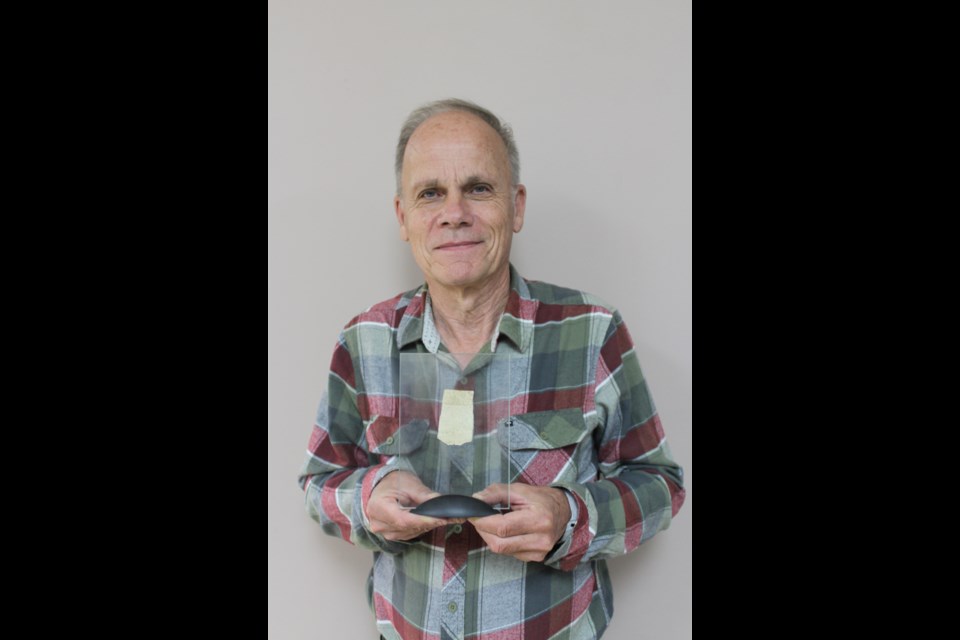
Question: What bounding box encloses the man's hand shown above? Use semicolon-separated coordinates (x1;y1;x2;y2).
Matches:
366;470;459;541
470;483;571;563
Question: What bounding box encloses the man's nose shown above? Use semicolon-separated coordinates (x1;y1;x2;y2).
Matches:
439;193;472;227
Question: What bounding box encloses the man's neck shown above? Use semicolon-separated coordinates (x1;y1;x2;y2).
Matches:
426;268;511;356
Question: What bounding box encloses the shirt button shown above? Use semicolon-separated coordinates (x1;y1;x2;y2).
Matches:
452;524;462;534
385;436;394;445
447;602;458;613
459;377;468;385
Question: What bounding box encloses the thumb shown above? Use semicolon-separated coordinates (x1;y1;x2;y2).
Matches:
473;483;509;505
410;485;442;504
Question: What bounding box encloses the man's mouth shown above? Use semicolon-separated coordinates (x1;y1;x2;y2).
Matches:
435;241;483;250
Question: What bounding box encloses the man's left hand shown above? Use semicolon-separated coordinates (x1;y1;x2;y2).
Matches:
470;482;571;563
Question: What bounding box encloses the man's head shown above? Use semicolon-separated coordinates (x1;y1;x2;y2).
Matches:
393;99;526;293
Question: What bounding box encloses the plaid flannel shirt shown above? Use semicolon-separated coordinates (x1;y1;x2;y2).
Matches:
298;266;685;640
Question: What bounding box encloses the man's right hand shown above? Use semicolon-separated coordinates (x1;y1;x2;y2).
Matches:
366;470;458;541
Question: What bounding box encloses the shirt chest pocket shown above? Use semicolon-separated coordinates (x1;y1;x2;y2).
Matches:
497;408;594;486
364;415;429;456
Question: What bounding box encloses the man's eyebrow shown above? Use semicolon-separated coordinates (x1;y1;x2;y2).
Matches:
411;179;441;193
460;175;493;188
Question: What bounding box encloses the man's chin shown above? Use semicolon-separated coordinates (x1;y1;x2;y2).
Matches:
430;265;485;289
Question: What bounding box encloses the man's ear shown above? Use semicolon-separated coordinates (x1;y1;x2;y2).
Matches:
394;195;409;242
512;184;527;233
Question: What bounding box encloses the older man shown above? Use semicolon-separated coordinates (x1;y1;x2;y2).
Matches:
298;98;685;640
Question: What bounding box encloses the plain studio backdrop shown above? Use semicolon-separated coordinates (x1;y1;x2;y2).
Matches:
268;1;691;638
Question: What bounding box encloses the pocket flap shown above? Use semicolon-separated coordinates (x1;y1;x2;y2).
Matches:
498;408;588;450
366;415;429;455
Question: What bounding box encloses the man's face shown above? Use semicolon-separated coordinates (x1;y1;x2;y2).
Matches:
394;111;526;292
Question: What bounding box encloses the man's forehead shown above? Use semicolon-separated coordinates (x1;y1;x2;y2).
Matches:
405;111;506;159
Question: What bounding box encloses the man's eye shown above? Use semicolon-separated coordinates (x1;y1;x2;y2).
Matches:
471;184;491;194
420;189;439;199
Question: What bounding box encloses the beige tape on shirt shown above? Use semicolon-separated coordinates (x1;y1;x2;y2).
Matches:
437;389;474;446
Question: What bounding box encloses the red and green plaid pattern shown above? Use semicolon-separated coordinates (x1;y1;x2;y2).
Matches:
298;266;685;639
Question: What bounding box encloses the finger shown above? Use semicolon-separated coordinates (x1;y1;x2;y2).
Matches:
367;517;389;534
471;510;536;538
395;510;447;530
473;483;510;505
475;530;550;557
368;495;412;520
370;516;436;541
372;498;446;530
368;517;408;539
384;528;424;541
409;490;443;505
513;551;551;563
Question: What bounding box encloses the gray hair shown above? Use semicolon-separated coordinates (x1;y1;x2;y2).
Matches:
394;98;520;194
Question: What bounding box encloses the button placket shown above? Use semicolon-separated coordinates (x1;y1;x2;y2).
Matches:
440;581;465;637
440;530;467;638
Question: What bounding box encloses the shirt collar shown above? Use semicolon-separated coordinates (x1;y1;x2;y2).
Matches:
396;264;538;354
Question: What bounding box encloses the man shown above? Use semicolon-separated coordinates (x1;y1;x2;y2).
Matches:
298;98;685;639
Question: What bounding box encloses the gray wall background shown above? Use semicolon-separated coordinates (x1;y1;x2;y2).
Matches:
268;1;691;638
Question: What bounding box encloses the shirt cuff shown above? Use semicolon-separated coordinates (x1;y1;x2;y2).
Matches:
544;488;579;564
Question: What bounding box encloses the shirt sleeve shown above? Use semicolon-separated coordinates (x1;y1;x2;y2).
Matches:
545;311;686;571
296;331;413;554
